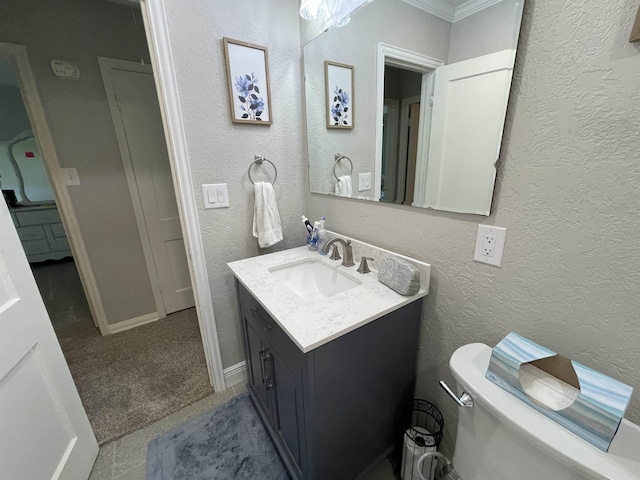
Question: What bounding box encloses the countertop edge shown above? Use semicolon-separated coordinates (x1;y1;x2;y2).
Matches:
228;241;431;354
231;271;426;353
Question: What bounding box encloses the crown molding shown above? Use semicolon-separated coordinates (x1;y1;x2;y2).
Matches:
402;0;503;23
402;0;455;22
454;0;504;22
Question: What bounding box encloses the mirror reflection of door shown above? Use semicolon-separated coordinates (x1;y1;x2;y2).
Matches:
380;65;427;205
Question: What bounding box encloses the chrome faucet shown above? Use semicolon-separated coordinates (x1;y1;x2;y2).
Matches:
321;238;355;267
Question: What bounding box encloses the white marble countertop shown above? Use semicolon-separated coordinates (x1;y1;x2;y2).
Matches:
227;233;430;353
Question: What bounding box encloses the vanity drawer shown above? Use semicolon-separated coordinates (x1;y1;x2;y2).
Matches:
16;208;61;226
22;239;52;256
16;225;47;242
238;284;305;382
51;223;67;238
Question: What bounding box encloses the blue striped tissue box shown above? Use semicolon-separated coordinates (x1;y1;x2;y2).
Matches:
486;332;633;451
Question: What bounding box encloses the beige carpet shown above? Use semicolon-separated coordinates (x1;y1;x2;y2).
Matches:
56;308;213;445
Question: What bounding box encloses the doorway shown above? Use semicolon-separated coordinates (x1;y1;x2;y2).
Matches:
0;58;93;331
0;0;212;444
380;64;425;205
99;57;195;320
374;44;443;202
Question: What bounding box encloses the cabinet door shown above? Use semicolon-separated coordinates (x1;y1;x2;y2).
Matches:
272;350;306;476
243;308;270;414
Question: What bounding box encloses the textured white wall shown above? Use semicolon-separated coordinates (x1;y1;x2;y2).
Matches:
306;0;640;454
305;0;450;198
0;0;157;325
162;0;306;368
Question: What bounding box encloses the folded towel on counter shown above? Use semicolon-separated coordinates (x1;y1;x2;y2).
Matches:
335;175;353;197
252;182;283;248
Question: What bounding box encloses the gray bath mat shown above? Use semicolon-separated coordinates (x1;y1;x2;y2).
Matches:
146;394;290;480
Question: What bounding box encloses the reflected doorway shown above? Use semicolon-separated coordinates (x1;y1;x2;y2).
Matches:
379;62;434;205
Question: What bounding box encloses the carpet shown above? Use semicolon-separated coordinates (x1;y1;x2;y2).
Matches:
146;394;290;480
57;308;213;445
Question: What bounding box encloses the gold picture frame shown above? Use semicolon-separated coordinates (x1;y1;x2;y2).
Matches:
223;37;273;125
324;61;354;129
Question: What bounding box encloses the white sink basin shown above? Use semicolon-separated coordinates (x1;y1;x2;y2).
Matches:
269;259;362;301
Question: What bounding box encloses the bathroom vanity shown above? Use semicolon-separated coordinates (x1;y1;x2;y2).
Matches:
228;234;430;479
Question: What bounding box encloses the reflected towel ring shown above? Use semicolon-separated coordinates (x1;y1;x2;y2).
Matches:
333;153;353;181
248;155;278;185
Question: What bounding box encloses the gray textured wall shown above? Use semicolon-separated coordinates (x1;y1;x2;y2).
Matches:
306;0;640;454
162;0;307;368
0;0;157;325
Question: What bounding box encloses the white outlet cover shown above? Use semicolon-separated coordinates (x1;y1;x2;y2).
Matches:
474;225;507;267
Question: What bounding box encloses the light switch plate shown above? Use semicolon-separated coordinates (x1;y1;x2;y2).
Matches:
474;224;507;267
202;183;229;209
60;168;80;186
359;172;372;191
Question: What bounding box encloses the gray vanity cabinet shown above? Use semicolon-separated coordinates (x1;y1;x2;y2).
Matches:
236;280;422;480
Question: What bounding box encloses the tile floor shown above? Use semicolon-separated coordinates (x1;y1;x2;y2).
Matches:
88;384;396;480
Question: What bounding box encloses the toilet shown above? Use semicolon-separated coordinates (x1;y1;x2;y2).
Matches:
441;343;640;480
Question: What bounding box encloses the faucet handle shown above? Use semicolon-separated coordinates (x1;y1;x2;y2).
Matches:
329;245;342;261
356;257;374;274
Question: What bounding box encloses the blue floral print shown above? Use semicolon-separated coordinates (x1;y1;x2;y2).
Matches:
234;72;265;121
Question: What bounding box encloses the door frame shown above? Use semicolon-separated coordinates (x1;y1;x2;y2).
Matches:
0;42;111;336
139;0;226;390
99;57;167;323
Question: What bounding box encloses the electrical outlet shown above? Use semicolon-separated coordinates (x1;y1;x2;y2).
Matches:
474;225;507;267
482;234;496;257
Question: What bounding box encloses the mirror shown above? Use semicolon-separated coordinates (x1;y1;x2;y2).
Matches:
304;0;525;215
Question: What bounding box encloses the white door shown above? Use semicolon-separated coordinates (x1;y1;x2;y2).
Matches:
101;60;194;315
424;49;516;215
0;201;98;480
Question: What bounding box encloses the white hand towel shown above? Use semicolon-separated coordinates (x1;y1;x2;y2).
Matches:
335;175;353;197
252;181;283;248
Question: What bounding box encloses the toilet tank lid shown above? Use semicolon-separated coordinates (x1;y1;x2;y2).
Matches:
450;343;640;480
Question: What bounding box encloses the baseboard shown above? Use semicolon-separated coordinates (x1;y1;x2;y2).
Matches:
104;311;162;334
223;361;247;388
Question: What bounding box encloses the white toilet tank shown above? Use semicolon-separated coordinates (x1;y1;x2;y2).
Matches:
448;343;640;480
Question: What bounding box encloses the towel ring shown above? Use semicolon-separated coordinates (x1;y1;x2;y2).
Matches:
248;155;277;185
333;153;353;181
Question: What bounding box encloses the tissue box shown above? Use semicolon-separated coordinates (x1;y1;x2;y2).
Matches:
486;332;633;451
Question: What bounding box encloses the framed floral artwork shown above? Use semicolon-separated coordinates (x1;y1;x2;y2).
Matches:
223;38;272;125
324;61;354;129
